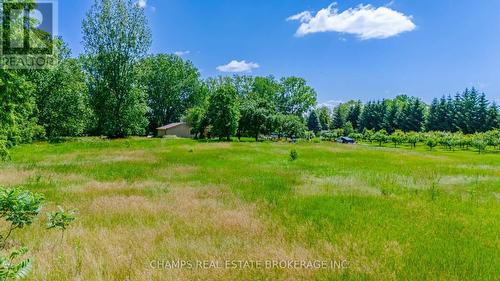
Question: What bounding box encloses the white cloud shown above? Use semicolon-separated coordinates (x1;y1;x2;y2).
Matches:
174;50;190;56
287;3;416;39
137;0;147;8
216;60;260;73
286;11;312;22
318;100;344;109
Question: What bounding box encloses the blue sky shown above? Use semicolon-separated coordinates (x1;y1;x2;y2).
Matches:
58;0;500;105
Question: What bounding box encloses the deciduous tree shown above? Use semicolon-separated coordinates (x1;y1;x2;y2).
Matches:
82;0;151;137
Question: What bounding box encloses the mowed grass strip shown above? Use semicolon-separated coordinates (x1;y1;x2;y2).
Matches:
1;138;499;280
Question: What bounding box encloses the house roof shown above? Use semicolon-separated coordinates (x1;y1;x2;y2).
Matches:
157;122;185;130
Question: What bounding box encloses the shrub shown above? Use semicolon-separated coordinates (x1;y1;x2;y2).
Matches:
349;132;363;142
0;247;32;280
0;140;9;162
0;187;77;280
303;131;315;141
289;149;298;161
320;131;336;142
362;128;374;142
0;188;43;279
342;122;354;136
0;188;44;247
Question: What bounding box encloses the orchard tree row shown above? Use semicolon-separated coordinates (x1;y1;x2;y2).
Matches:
322;129;500;154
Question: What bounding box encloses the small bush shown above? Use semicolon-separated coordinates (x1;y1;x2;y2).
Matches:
0;141;9;162
0;187;77;280
47;207;77;231
289;149;298;161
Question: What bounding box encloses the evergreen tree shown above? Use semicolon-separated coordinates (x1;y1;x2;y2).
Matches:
332;105;346;129
426;98;441;131
359;101;386;131
346;101;362;130
477;93;490;132
307;110;321;134
445;95;456;132
453;88;486;134
399;98;425;132
486;103;499;130
383;102;399;133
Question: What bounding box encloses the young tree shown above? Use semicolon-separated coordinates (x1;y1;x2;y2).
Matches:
471;134;487;154
137;54;201;133
425;136;438;151
346;101;362;131
0;187;43;279
82;0;152;137
206;83;240;141
372;130;388;147
307;110;321;134
406;132;421;149
485;129;500;149
390;130;405;147
331;105;346;129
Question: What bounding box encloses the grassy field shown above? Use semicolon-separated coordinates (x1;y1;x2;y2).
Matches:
0;138;499;280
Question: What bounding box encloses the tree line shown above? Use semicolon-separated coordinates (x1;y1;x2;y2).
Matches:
319;129;500;154
312;90;499;136
1;0;499;160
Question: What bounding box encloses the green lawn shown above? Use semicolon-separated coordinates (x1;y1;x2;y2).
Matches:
1;138;499;280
